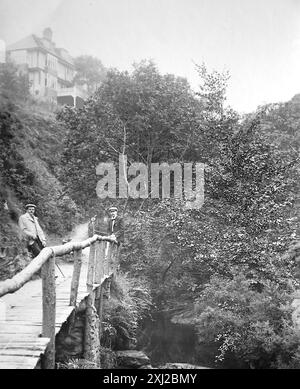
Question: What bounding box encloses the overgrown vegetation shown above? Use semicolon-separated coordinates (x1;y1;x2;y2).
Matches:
57;358;98;369
58;60;300;368
101;273;153;352
194;272;300;369
73;55;107;95
0;62;80;279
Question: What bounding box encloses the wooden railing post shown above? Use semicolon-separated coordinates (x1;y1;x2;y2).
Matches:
111;243;119;274
105;242;111;275
96;283;105;368
41;255;56;369
84;291;100;366
95;240;105;285
87;242;96;292
86;220;96;292
69;248;82;306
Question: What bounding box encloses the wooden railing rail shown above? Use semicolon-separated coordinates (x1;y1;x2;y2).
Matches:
0;235;116;297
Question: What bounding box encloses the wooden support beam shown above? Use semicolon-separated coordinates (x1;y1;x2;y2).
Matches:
94;241;106;284
69;249;82;306
41;255;56;369
105;242;111;276
97;285;105;343
87;242;96;292
111;244;119;274
84;292;100;366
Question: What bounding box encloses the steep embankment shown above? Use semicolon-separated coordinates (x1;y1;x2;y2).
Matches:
0;97;80;280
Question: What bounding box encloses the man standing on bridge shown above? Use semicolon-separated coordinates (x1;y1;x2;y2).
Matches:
19;203;47;258
103;206;124;295
107;206;124;246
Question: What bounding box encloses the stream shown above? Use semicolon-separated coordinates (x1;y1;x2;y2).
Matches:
136;310;246;369
136;311;217;368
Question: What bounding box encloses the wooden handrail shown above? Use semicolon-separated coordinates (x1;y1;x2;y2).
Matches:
0;234;116;297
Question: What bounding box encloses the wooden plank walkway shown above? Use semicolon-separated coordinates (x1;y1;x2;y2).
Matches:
0;258;90;369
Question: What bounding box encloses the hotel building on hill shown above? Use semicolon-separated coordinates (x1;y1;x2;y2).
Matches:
6;28;87;107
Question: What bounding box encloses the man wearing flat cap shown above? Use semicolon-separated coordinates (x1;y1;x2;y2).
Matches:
19;203;47;258
107;206;124;245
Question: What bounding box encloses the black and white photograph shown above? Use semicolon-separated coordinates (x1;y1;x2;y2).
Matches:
0;0;299;373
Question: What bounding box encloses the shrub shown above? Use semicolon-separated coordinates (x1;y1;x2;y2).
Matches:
57;358;98;369
101;273;153;351
0;61;30;101
194;271;300;369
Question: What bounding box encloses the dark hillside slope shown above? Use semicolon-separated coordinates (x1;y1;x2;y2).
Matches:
0;97;79;280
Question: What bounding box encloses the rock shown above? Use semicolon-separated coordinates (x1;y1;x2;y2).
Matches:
115;350;151;368
158;363;210;369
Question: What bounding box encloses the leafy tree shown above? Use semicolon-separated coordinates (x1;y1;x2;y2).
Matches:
258;95;300;153
73;55;107;94
194;272;300;369
196;63;229;116
0;61;30;101
58;60;200;210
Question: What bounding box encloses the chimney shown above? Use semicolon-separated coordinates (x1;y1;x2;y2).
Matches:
43;28;53;42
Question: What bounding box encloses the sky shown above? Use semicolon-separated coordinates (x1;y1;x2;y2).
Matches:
1;0;300;113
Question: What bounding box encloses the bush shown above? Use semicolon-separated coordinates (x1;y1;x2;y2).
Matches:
194;271;300;369
57;358;98;369
0;61;30;101
101;273;153;351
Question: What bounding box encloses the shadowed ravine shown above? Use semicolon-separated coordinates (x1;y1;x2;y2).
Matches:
136;311;214;368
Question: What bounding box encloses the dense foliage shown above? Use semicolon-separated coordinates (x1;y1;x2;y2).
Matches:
0;65;80;279
0;61;31;102
73;55;107;95
101;273;153;351
58;61;201;210
194;272;300;369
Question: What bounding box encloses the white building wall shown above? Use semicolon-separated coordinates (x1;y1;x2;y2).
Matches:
38;52;46;69
45;72;57;90
58;61;74;84
27;51;38;67
9;50;27;64
46;53;58;72
29;70;46;96
57;61;65;81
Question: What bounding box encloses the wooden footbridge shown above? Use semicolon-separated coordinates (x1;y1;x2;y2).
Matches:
0;235;119;369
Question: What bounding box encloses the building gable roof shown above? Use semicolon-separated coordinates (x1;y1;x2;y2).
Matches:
7;34;74;67
7;35;39;51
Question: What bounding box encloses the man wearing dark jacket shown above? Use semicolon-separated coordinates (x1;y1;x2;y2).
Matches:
107;206;124;245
